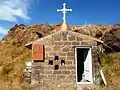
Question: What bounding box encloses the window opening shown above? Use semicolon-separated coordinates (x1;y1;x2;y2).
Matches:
61;60;65;65
49;60;53;65
54;53;59;60
54;65;59;70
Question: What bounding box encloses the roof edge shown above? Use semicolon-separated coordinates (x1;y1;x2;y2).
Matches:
25;30;103;48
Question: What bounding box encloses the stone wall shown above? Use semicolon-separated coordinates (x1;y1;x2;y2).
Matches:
31;32;100;87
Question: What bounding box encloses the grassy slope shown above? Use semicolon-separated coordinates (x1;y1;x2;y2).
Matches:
101;52;120;89
0;41;31;90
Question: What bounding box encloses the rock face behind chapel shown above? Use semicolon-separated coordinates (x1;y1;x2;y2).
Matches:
26;30;102;89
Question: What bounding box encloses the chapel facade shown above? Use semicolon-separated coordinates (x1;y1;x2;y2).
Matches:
25;30;103;87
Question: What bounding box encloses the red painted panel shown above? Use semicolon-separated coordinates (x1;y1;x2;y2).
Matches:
32;44;44;61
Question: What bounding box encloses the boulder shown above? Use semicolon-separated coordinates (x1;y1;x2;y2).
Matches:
102;27;120;53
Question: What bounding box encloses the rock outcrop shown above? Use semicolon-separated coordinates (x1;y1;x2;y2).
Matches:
2;23;120;54
102;27;120;53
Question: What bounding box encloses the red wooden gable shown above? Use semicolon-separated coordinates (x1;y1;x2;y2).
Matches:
32;44;44;61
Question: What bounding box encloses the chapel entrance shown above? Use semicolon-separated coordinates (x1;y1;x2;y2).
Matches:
75;46;93;84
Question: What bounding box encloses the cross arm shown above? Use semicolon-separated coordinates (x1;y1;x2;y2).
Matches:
57;9;63;12
65;9;72;12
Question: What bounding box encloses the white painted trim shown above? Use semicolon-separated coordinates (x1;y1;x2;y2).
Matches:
100;69;107;85
77;82;93;84
75;46;93;84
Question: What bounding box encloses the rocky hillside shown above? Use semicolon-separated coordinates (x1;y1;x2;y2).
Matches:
0;24;120;89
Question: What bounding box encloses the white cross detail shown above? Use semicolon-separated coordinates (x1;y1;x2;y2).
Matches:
57;3;72;24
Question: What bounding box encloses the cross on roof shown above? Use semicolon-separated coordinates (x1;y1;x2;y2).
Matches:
57;3;72;24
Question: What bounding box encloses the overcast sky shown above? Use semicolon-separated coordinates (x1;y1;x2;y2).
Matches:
0;0;120;39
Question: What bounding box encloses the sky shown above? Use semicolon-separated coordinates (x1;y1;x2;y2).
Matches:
0;0;120;39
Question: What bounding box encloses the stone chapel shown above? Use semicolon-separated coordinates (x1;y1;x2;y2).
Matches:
25;2;104;89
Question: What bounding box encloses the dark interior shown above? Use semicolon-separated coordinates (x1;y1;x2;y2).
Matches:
77;48;89;82
54;55;59;60
54;65;59;70
61;60;65;65
49;60;53;65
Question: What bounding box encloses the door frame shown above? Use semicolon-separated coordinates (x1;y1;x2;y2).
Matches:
75;46;93;84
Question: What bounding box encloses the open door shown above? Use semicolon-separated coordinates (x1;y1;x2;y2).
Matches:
75;46;93;84
84;48;93;82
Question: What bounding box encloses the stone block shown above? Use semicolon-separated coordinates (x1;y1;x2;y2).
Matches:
61;70;70;74
59;52;66;56
67;56;74;60
61;79;72;84
62;35;67;41
53;46;61;52
54;42;63;45
38;69;44;73
57;75;66;79
45;47;52;52
65;61;73;65
48;75;56;79
54;36;61;41
94;64;99;69
33;65;41;69
68;36;75;41
43;79;55;86
43;39;53;46
92;54;98;59
31;78;39;84
67;52;74;56
44;70;53;74
67;74;76;79
48;56;54;60
44;60;49;64
54;70;61;74
77;37;83;41
70;47;74;51
24;72;31;78
59;57;66;60
85;40;97;45
32;69;40;77
59;66;66;69
40;75;47;79
33;62;41;66
93;59;99;64
67;66;75;70
72;42;79;45
81;41;88;45
62;47;70;52
92;50;97;54
64;42;71;45
71;70;76;74
49;87;55;90
45;52;49;57
25;78;31;83
48;52;54;56
44;65;54;70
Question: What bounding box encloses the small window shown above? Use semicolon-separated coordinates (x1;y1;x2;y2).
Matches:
55;56;59;60
54;53;59;60
49;60;53;65
54;65;59;70
61;60;65;65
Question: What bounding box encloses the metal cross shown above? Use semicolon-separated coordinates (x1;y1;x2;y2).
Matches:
57;3;72;24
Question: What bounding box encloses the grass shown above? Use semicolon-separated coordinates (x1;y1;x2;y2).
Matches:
0;40;31;90
101;52;120;89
